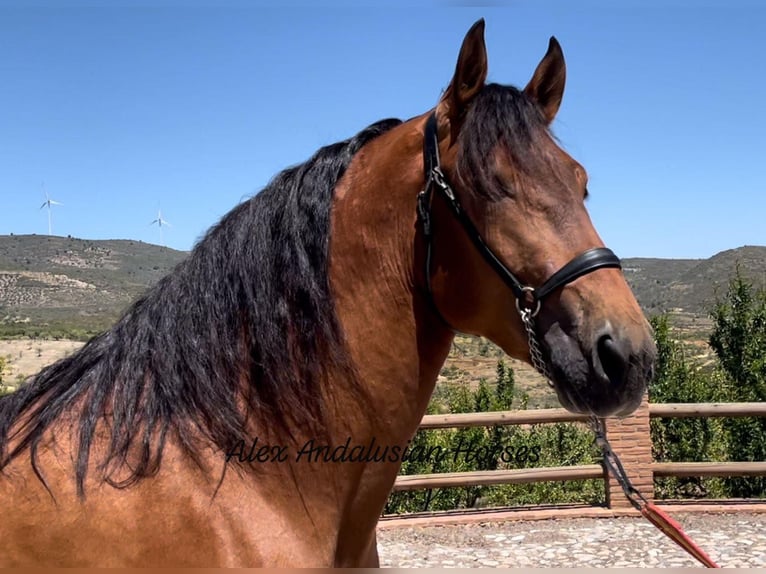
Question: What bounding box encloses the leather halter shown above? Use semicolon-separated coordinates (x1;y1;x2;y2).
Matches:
416;111;622;326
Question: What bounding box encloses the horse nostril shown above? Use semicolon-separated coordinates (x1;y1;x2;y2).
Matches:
596;334;628;387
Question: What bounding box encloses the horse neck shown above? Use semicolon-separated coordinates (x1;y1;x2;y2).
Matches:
328;117;454;444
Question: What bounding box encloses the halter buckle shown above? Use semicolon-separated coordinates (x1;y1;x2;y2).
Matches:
431;167;454;200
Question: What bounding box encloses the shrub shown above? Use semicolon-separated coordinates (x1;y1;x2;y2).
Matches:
385;360;601;514
709;269;766;497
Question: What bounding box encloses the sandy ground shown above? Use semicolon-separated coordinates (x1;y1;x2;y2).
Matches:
0;339;85;387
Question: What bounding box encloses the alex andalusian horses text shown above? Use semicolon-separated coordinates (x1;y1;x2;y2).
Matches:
0;20;655;566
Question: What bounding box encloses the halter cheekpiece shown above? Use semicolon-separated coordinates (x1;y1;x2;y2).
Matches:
416;111;622;373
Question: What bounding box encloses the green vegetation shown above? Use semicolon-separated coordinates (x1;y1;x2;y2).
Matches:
649;315;729;498
650;268;766;499
708;269;766;496
384;360;603;514
0;321;109;342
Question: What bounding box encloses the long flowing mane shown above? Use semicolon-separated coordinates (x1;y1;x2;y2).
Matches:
0;118;402;496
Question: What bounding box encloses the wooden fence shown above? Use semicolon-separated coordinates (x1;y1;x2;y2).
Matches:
391;398;766;510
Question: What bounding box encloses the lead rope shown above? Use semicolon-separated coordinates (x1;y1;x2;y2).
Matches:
519;307;720;568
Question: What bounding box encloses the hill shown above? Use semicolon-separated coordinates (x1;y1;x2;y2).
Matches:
1;234;765;339
622;245;766;316
0;234;187;338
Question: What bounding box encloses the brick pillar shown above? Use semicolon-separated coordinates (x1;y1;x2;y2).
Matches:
604;393;654;510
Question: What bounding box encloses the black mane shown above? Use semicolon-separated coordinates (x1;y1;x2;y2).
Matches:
0;118;402;495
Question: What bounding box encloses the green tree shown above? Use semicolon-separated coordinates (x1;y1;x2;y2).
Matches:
709;269;766;497
709;268;766;402
494;360;515;410
474;378;493;413
648;314;725;498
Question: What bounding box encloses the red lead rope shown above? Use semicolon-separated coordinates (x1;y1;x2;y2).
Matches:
589;418;721;568
640;502;720;568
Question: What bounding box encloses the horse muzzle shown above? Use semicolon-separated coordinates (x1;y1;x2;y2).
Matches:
542;322;656;417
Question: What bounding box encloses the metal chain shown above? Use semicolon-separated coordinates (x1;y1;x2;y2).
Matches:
519;307;554;387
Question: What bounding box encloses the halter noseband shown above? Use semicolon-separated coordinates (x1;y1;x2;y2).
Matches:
416;111;621;375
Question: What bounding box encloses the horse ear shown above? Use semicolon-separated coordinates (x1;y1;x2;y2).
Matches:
438;19;488;124
524;37;566;125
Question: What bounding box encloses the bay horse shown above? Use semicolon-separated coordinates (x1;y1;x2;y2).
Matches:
0;20;655;566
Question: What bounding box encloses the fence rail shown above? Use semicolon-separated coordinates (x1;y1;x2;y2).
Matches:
417;403;766;430
394;465;603;491
649;402;766;418
653;461;766;478
419;408;589;429
392;402;766;501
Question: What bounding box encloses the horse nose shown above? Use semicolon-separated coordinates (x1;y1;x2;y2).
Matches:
593;332;629;388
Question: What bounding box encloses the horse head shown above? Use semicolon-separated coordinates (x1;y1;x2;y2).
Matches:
420;20;656;417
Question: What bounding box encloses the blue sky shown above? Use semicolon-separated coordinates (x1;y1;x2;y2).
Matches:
1;1;764;258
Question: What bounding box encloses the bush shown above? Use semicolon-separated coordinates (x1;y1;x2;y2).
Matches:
649;268;766;500
385;360;602;514
709;269;766;497
648;315;728;498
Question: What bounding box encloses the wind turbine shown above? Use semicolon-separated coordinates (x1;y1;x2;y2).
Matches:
149;208;171;246
39;185;62;236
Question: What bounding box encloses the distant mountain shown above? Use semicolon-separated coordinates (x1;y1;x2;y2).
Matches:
1;234;765;338
622;245;766;316
0;234;187;338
